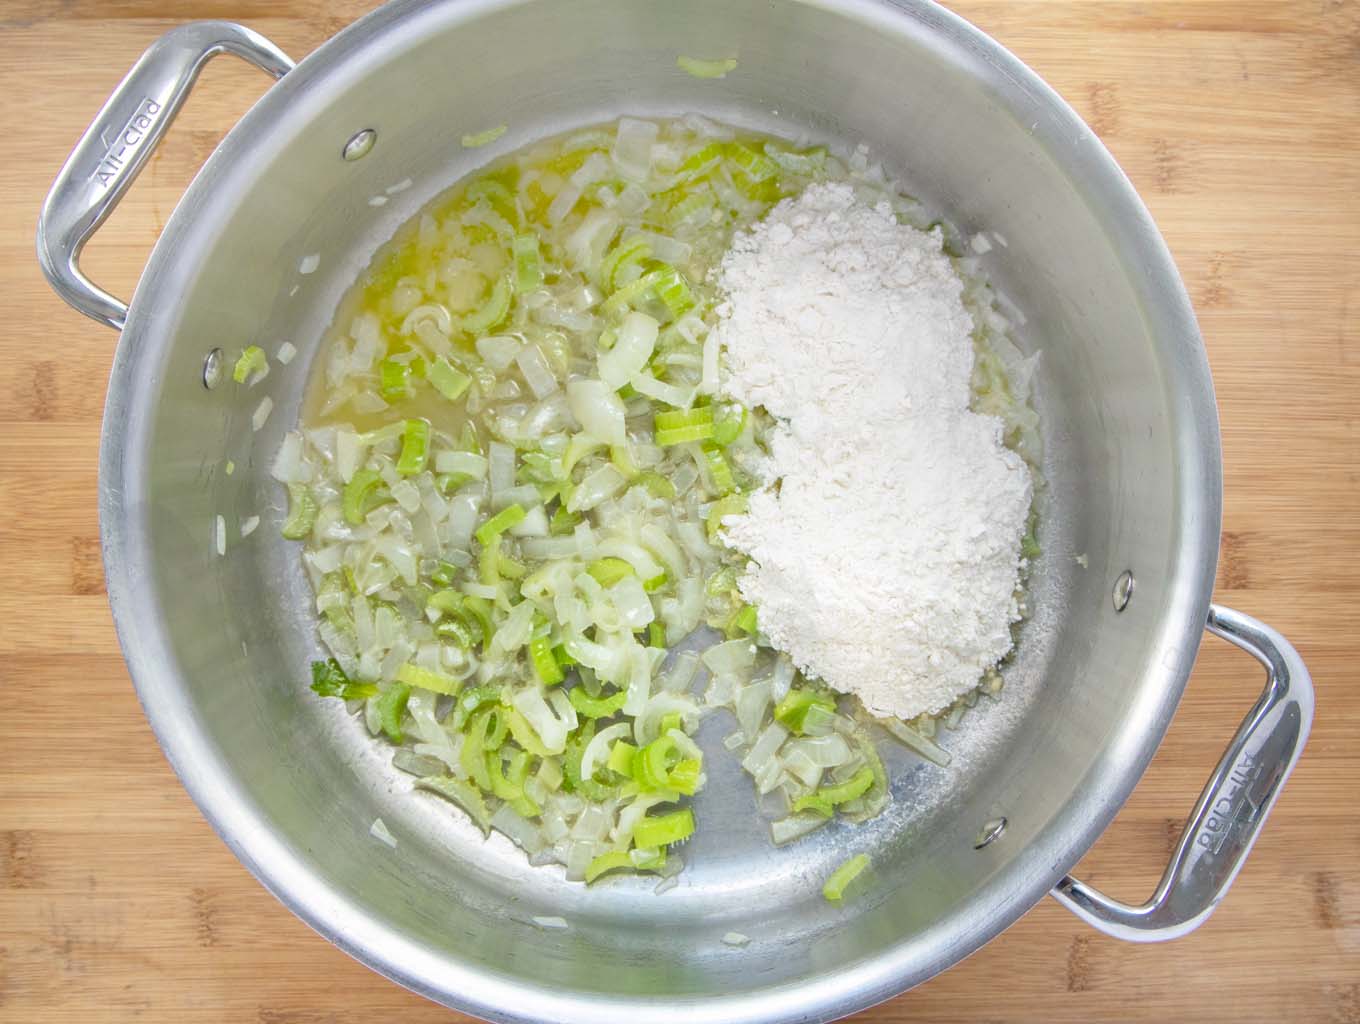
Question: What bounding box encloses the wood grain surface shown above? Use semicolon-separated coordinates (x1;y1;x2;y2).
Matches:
2;1;1357;1021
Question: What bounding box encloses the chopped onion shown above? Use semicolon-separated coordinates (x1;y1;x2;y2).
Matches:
271;431;305;483
566;379;627;445
478;335;522;372
598;311;658;388
515;344;560;398
611;118;659;181
741;721;789;776
770;813;828;845
369;817;398;848
881;718;953;767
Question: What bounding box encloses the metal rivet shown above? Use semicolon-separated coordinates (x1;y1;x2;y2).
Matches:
202;347;223;389
343;128;377;161
1113;570;1135;612
974;817;1007;849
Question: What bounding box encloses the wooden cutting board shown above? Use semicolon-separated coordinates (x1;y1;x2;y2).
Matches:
2;1;1356;1021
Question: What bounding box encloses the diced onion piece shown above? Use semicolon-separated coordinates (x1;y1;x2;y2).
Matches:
598;311;658;389
435;451;488;478
271;431;305;483
515;344;559;398
881;718;953;767
370;817;398;848
477;334;521;372
567;379;627;445
611;118;659;181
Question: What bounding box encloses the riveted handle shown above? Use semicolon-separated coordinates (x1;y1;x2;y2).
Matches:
1051;604;1313;941
36;21;293;331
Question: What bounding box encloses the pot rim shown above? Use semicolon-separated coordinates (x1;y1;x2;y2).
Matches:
98;0;1222;1020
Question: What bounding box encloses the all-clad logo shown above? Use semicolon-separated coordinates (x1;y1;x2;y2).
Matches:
92;97;162;187
1195;750;1262;855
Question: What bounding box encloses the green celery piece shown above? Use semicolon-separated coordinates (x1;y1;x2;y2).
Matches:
792;766;875;817
427;589;465;617
667;758;702;796
676;55;738;79
309;659;377;700
450;684;500;733
457;275;512;334
395;662;463;696
635;471;675;500
701;442;736;494
342;469;385;525
461;596;495;646
568;687;627;719
587;557;635;587
675;141;725;182
475;503;527;546
822;854;870;903
763;142;828;176
232;345;267;383
725;142;780;184
774;687;837;734
379;359;414;402
396;419;430;476
528;634;564;685
632;807;695;848
416;776;492;833
705;494;748;540
711;402;747;446
549;506;582;535
503;706;556;758
428;357;472;402
607;739;639;777
376;683;411;743
281;484;318;540
651;265;695;319
584;850;636;884
436;617;476;649
601;269;664;319
654;405;715;446
634;734;683;792
728;603;758;637
512;233;543;293
600;237;652;293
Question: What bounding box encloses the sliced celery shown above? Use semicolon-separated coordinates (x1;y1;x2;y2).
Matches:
396;419;430;475
633;807;695;848
676;55;738;79
822;854;869;903
281;484;318;540
428;357;472;402
475;503;527;546
232;345;267;384
395;662;463;696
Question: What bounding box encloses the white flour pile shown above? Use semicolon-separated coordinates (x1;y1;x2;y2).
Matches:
715;183;1033;719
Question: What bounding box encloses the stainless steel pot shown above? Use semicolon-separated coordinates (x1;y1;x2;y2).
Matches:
38;2;1314;1021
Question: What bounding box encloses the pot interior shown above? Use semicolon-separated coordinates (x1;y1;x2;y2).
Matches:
103;0;1220;1020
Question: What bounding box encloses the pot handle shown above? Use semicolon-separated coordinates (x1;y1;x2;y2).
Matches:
1051;604;1313;941
36;22;293;331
